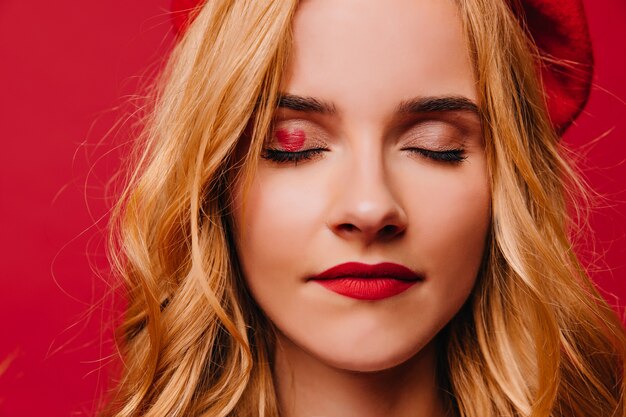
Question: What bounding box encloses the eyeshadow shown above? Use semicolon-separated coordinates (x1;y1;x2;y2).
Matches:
275;128;306;151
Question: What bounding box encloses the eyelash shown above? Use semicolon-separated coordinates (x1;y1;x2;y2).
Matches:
262;148;327;164
403;148;467;164
261;147;466;164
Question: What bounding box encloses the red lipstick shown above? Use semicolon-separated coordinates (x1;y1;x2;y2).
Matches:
310;262;422;301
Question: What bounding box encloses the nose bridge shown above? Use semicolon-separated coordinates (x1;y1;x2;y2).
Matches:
329;133;407;242
348;149;392;214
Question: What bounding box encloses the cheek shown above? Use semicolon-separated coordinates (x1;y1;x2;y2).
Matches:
231;171;325;290
420;173;489;241
404;163;491;290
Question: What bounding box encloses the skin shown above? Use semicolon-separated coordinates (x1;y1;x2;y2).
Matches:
231;0;491;415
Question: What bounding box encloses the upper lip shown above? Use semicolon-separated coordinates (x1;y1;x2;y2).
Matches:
310;262;423;282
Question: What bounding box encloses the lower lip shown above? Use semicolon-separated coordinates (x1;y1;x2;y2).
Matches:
313;278;418;300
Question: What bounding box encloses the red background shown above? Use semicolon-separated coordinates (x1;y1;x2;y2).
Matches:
1;1;625;416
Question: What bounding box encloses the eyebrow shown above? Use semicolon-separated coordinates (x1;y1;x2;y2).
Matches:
277;94;337;114
396;96;480;116
277;93;479;117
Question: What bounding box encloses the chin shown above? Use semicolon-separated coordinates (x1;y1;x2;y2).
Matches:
310;338;431;373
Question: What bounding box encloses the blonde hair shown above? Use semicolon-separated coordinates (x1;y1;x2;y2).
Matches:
103;1;626;416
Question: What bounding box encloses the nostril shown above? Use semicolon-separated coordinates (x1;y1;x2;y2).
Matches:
339;223;357;233
379;224;402;239
336;223;404;238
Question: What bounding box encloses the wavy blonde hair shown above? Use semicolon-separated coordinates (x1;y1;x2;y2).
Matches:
103;0;626;416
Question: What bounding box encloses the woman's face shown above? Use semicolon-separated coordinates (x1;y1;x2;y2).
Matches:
232;0;490;372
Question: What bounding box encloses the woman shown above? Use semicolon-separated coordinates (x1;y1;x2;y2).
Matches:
104;0;626;416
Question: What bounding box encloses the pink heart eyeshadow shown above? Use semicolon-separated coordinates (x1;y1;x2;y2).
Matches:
275;128;306;151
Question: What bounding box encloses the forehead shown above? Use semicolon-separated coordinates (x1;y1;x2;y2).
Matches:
284;0;476;120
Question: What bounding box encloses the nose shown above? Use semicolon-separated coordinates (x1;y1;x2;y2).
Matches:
327;156;407;245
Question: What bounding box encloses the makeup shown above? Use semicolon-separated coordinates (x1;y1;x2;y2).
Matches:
310;262;422;301
275;128;306;151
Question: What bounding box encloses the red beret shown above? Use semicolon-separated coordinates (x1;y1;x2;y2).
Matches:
170;0;593;134
519;0;593;133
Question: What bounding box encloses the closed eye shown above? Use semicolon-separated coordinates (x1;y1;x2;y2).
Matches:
261;148;328;165
402;147;466;164
261;147;466;165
